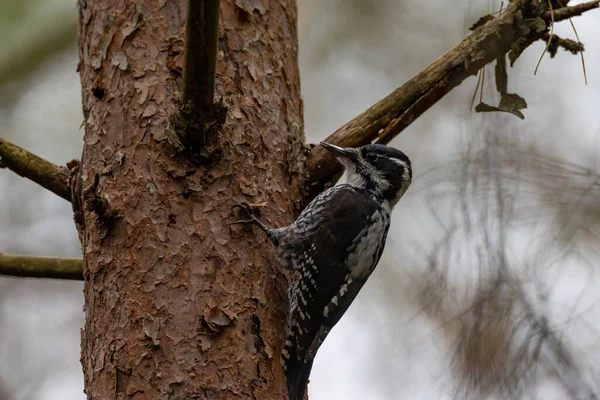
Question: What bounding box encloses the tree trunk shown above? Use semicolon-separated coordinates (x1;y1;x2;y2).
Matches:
76;0;304;398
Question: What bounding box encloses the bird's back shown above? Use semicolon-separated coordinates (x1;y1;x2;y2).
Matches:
279;184;391;400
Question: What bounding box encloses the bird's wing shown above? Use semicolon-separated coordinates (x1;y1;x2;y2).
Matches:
283;185;389;400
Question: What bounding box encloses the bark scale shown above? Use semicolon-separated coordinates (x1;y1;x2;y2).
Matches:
76;1;304;398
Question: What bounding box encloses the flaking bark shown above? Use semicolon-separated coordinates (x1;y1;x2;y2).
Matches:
76;0;304;398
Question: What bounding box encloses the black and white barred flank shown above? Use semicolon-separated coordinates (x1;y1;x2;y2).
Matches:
234;143;412;400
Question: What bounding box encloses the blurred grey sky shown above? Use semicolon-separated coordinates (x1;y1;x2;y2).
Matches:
1;1;600;399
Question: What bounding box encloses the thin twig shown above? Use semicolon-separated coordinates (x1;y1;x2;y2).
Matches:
470;70;482;111
177;0;224;156
567;18;588;84
480;65;485;104
534;0;555;76
304;0;600;201
555;0;590;84
0;254;83;280
0;136;72;202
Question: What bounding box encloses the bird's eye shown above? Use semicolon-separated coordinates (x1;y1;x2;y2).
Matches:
366;153;379;162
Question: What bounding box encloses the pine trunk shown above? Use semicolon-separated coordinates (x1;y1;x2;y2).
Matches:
76;0;304;398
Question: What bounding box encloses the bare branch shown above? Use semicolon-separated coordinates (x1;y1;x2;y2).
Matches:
175;0;225;158
182;0;219;111
551;0;599;21
0;254;83;280
0;136;72;202
304;0;599;200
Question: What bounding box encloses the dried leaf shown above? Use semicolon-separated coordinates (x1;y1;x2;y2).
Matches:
498;93;527;119
509;38;531;66
470;14;495;31
524;17;547;35
475;102;501;113
475;92;527;120
495;56;508;95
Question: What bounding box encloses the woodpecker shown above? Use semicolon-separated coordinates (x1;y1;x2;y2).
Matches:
233;142;412;400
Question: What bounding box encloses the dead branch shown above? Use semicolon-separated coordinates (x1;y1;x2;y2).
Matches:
551;0;599;21
0;136;72;202
304;0;599;201
0;253;83;280
175;0;225;159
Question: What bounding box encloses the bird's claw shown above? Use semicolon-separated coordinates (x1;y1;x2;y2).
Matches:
231;202;258;226
231;202;254;216
231;202;256;217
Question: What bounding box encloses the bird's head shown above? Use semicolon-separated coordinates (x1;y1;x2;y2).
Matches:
321;142;412;209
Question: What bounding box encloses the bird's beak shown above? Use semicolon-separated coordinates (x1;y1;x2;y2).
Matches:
320;142;358;162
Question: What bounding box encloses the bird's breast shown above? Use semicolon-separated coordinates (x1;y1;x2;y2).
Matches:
346;209;390;279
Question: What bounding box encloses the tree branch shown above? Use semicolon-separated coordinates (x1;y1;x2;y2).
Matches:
175;0;225;159
551;0;599;21
0;254;83;280
305;0;599;200
0;136;72;202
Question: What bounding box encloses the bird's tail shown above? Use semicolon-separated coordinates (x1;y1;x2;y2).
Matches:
286;357;314;400
282;330;314;400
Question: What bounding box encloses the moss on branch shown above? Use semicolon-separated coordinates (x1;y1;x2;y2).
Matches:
0;254;83;280
0;136;72;202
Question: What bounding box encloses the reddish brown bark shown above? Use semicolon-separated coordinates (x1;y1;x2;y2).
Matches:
76;0;304;398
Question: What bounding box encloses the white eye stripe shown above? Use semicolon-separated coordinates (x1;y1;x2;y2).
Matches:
388;157;410;170
388;157;412;180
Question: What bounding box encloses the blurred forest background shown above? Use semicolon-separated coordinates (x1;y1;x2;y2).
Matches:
1;0;599;399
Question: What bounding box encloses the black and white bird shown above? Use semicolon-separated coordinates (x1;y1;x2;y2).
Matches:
233;142;412;400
